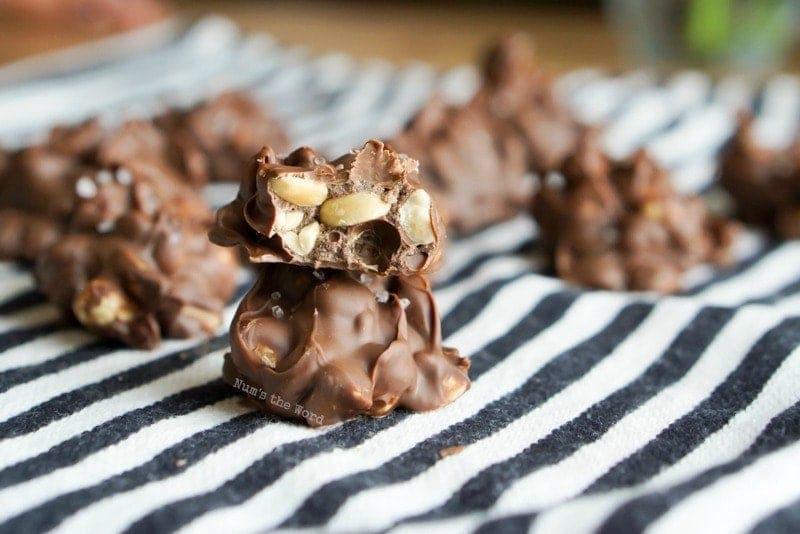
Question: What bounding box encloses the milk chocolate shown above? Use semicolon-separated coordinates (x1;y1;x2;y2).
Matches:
390;34;577;235
720;117;800;238
533;133;740;292
156;91;290;184
0;140;210;262
224;263;470;427
211;140;445;275
35;214;238;349
390;98;532;235
479;34;581;174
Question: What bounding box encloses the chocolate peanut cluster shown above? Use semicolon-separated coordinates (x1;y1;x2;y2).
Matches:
0;94;283;347
533;134;740;293
212;140;445;275
721;117;800;238
212;141;470;427
391;34;578;234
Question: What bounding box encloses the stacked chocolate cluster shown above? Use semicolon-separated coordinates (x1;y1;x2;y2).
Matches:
210;140;471;426
394;35;741;293
0;92;287;347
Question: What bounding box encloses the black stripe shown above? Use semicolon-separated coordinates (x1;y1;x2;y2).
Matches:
0;267;550;530
435;238;537;291
750;497;800;534
0;290;45;315
0;341;111;394
598;399;800;534
0;408;270;534
440;272;529;338
0;334;228;439
0;322;71;353
279;301;654;529
684;242;779;296
119;292;579;533
0;381;232;490
473;513;535;534
587;317;800;493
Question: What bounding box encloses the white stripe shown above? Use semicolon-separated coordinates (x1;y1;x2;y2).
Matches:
751;75;800;150
433;215;537;284
322;299;696;532
0;351;237;521
690;242;800;306
0;272;35;304
714;75;755;113
436;65;480;106
434;256;536;317
603;71;710;160
532;342;800;534
568;71;654;125
0;329;96;373
649;440;800;534
646;102;734;167
0;304;59;334
52;269;573;533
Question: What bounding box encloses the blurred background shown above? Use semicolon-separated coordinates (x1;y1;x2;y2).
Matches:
1;0;799;74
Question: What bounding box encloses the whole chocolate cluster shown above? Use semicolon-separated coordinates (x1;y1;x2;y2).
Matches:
392;34;748;293
534;134;740;293
721;117;800;238
0;92;285;347
391;34;578;234
211;140;470;426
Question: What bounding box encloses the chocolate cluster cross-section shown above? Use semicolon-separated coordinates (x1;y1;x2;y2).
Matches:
212;141;470;427
226;264;469;427
533;134;740;293
212;140;445;276
721;117;800;238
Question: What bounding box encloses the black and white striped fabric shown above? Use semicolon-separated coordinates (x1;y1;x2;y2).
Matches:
1;16;800;534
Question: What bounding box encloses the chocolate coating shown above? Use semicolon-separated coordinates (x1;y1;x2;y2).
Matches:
35;214;238;349
0;139;210;262
156;91;290;184
389;34;578;235
211;140;445;275
390;98;532;235
721;117;800;238
479;34;580;174
224;263;470;427
533;133;740;293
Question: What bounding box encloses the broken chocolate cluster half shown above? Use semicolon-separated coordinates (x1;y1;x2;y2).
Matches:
212;140;445;276
211;140;470;427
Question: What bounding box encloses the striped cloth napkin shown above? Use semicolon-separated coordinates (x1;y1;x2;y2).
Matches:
0;16;799;534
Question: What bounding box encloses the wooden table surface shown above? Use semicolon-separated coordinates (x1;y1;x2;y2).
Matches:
0;0;797;74
0;1;625;73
